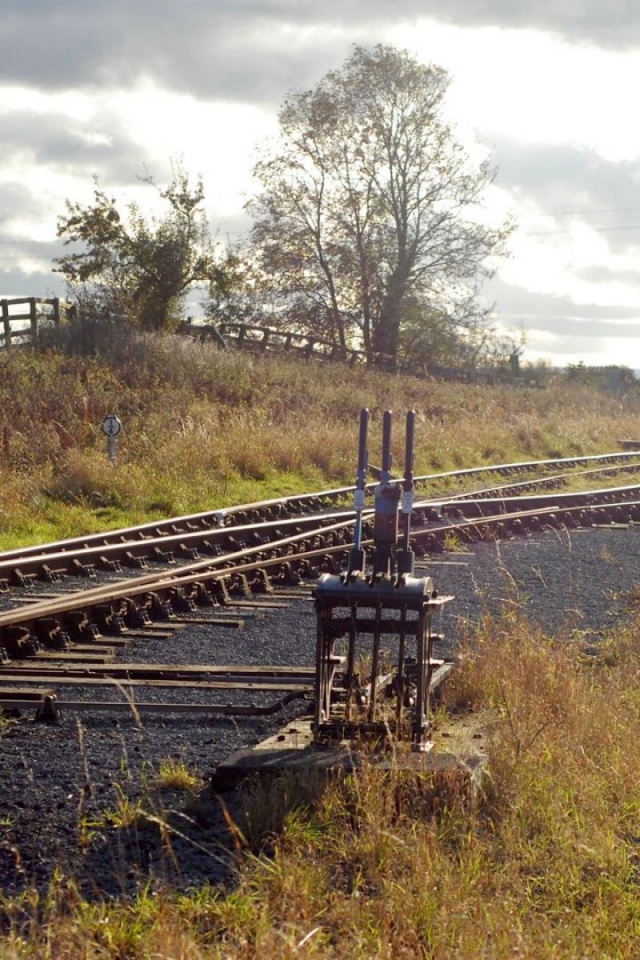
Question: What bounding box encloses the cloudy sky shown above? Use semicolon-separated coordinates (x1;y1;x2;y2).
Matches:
2;0;640;369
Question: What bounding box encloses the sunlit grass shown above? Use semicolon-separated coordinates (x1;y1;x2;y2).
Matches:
4;612;640;956
0;337;639;548
153;758;203;793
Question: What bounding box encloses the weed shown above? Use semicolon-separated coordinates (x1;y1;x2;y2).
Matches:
152;758;202;793
100;784;149;831
442;530;464;552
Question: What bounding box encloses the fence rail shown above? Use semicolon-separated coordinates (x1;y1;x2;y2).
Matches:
1;304;533;386
179;319;527;386
0;297;63;349
182;319;418;372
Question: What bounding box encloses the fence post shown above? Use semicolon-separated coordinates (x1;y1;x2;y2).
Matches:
52;298;60;326
29;298;37;344
1;300;10;350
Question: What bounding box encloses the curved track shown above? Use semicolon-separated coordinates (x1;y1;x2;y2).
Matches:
2;448;640;718
3;449;640;584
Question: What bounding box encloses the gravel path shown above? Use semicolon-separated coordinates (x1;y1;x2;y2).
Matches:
1;524;639;899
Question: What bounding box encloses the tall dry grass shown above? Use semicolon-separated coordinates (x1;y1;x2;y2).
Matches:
3;612;640;957
1;334;640;547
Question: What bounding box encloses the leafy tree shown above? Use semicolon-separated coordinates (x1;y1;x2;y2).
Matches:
204;246;263;327
247;44;512;365
55;164;221;332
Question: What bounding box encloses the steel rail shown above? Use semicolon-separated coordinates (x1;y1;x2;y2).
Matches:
0;491;637;719
2;449;640;568
0;690;309;717
0;510;356;584
2;663;315;680
0;516;359;630
3;457;640;591
411;498;640;550
0;495;570;633
428;461;640;503
2;485;640;635
428;484;640;519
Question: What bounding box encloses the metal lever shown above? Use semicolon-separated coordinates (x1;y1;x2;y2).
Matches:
348;407;369;577
373;410;401;577
398;410;416;576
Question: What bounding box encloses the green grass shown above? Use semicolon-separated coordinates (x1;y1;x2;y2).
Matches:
1;334;639;548
152;758;203;793
3;334;640;956
4;613;640;957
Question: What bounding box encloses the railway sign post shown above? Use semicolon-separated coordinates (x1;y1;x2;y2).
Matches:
101;414;121;463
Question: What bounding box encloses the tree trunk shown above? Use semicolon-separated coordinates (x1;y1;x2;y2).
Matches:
373;289;403;367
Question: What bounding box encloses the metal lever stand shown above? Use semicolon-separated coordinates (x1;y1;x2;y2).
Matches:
313;410;451;751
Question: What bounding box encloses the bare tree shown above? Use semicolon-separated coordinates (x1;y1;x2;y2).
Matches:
247;44;512;365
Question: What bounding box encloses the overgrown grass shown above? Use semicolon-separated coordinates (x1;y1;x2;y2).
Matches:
3;334;640;956
4;613;640;957
1;334;639;548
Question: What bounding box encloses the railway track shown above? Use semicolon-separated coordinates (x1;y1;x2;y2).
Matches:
6;430;640;897
1;448;640;721
3;448;640;585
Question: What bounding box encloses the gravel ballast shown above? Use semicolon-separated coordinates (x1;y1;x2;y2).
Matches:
1;524;640;898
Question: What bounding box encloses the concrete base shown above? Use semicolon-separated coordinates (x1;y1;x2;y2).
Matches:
212;710;490;803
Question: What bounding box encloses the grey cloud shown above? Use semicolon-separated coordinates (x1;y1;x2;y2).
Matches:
488;277;640;338
0;186;63;293
530;335;611;360
0;255;66;299
405;0;640;48
573;264;640;286
3;1;639;103
0;182;42;227
0;109;151;184
489;138;640;255
0;2;357;102
0;181;74;295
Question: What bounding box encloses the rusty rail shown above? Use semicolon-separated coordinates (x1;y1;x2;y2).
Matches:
4;451;640;724
3;450;640;585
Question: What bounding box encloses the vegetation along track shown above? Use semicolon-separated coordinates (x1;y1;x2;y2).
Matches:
3;447;640;585
4;447;640;898
2;449;640;720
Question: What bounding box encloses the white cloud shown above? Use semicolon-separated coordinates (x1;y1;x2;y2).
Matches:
108;82;278;218
392;21;640;162
1;4;640;367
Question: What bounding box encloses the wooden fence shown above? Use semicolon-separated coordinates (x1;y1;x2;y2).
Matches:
1;304;532;386
179;318;528;386
0;297;63;349
182;319;420;372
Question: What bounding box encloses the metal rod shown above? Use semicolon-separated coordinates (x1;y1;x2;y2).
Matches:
396;607;407;729
399;410;416;575
414;610;428;744
381;410;393;482
35;691;308;717
368;602;382;722
403;410;415;553
344;607;358;721
349;408;369;575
